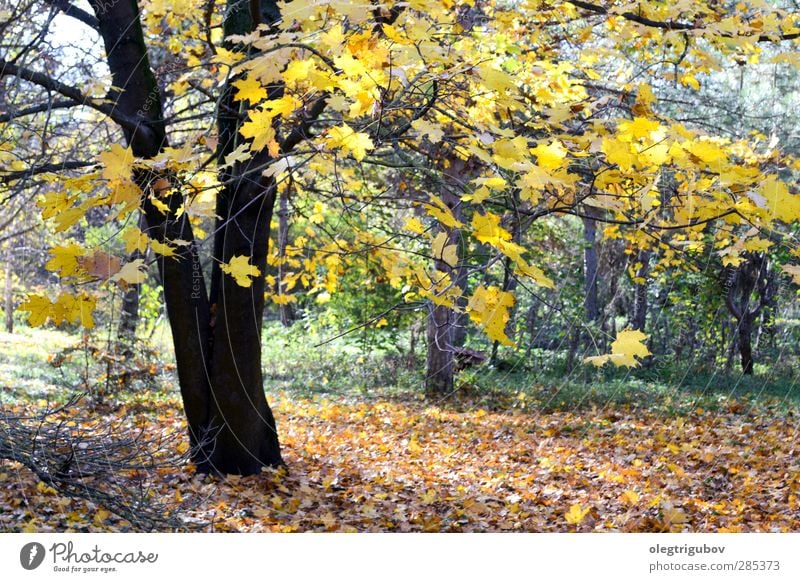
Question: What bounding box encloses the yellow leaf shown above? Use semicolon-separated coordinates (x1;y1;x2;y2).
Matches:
46;244;86;278
516;259;555;289
404;217;426;234
423;195;464;229
421;489;437;504
239;109;277;152
530;140;567;171
93;509;111;524
37;481;58;495
472;212;511;245
619;490;640;505
565;503;590;525
411;119;444;144
467;285;516;346
19;295;51;327
584;329;651;368
98;144;134;183
149;239;176;257
221;255;261;287
618;117;661;141
431;232;458;268
111;259;148;285
123;228;149;254
609;329;651;367
232;75;267;103
326;124;374;161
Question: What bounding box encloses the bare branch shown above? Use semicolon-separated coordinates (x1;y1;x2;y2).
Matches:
567;0;800;42
45;0;100;29
0;99;78;123
0;59;147;136
0;161;95;184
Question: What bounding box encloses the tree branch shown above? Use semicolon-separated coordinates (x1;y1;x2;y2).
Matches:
0;99;78;123
0;59;145;135
0;161;94;184
45;0;99;29
567;0;800;42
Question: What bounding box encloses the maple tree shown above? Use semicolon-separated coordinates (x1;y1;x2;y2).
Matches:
2;0;800;479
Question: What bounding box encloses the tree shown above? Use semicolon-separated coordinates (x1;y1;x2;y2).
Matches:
4;0;800;476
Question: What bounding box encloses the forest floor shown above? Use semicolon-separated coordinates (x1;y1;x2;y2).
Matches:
1;327;799;532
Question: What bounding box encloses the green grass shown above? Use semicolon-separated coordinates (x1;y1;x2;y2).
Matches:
2;322;798;419
0;327;80;403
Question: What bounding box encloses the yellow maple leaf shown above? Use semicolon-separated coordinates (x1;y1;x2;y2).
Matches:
123;228;149;253
431;232;458;268
411;118;444;144
618;117;661;141
239;108;277;152
761;175;800;223
232;75;267;103
326;124;374;161
472;212;511;245
98;144;134;182
530;140;567;171
467;285;515;346
221;255;261;287
423;195;464;229
516;259;555;289
45;244;86;278
19;294;52;327
149;239;176;257
565;503;590;525
111;259;148;285
404;217;426;234
585;329;651;368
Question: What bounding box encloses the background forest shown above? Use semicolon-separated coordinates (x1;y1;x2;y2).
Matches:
1;0;800;532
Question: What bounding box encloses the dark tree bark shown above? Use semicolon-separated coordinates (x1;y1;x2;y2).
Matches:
723;253;776;376
631;250;651;331
276;188;296;326
425;299;455;396
87;0;284;474
117;247;143;350
582;210;599;324
424;156;472;396
4;248;12;333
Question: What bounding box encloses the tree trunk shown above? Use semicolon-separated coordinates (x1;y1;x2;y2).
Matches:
117;247;143;350
203;0;283;473
4;248;12;333
90;0;283;474
632;250;650;331
582;211;599;324
425;300;455;395
424;155;473;394
277;187;295;326
739;314;754;375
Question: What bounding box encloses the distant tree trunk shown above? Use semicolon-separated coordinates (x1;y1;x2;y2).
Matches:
524;302;538;360
723;253;775;375
424;155;474;395
632;250;651;331
276;187;295;326
425;299;455;395
117;248;143;348
582;210;599;324
738;315;754;375
4;248;12;333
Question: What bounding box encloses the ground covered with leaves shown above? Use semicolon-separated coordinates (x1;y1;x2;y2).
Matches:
2;389;799;532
